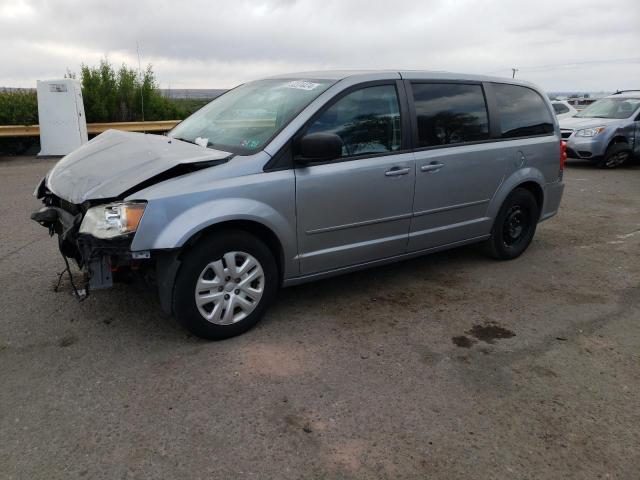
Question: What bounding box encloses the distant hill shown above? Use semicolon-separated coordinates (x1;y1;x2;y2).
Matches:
548;91;611;99
1;87;228;99
161;89;227;99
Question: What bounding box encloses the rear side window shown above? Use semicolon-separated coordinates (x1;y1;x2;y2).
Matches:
411;83;489;147
307;85;402;158
553;102;570;114
494;84;554;138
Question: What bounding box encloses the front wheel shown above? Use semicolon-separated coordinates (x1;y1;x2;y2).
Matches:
484;188;539;260
597;143;631;169
172;230;278;340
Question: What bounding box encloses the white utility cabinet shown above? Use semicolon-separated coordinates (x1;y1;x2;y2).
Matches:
37;79;88;156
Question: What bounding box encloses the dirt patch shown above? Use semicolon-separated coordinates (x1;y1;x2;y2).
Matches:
58;334;78;347
420;349;444;365
235;342;314;377
284;413;325;434
579;335;617;354
530;365;559;378
467;323;515;344
370;291;416;308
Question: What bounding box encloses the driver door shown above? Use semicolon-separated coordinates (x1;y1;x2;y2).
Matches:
294;82;415;275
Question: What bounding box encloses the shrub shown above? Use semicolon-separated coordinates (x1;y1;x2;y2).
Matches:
77;60;185;122
0;89;38;125
0;90;39;155
0;60;196;154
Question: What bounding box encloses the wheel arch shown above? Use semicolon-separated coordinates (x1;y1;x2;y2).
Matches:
608;135;631;149
515;180;544;216
488;169;546;223
179;219;286;285
154;218;287;317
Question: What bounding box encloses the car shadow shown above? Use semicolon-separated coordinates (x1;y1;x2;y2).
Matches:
565;158;640;170
275;244;488;309
80;243;490;342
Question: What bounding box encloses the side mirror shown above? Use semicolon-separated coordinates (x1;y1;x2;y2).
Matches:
295;133;343;165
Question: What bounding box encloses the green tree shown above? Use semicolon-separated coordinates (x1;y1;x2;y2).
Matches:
76;59;185;122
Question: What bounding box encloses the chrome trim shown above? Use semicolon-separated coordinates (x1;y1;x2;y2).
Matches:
409;217;490;238
413;199;490;217
284;234;490;286
305;213;412;235
306;198;489;236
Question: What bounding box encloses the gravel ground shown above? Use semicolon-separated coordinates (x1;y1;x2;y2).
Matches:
1;156;639;480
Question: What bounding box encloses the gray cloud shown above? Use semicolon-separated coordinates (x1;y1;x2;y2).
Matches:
1;0;639;91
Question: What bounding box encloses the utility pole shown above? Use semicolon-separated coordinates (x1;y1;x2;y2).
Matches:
511;68;518;79
137;41;145;123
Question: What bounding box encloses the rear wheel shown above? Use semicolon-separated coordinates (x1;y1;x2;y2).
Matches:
484;188;539;260
173;230;278;340
597;142;631;169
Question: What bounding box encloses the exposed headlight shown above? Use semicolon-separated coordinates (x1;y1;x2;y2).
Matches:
575;126;606;137
79;202;147;239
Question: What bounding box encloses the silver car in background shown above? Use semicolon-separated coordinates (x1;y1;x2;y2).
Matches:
32;71;565;339
560;90;640;168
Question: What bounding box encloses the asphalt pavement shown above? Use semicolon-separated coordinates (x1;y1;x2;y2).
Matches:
1;156;639;479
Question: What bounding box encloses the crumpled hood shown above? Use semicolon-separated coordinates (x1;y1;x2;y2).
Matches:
559;116;622;130
46;129;232;204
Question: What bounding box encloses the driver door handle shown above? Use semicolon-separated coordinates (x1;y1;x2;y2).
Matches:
385;167;410;177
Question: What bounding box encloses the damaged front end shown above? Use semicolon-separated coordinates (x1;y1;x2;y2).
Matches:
29;129;234;302
31;181;151;297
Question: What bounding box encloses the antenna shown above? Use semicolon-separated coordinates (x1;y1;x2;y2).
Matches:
136;41;145;122
511;68;518;79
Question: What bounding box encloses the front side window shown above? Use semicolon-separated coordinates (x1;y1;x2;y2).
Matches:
493;83;554;138
306;85;402;158
169;79;333;154
553;103;570;114
574;97;640;119
411;83;489;147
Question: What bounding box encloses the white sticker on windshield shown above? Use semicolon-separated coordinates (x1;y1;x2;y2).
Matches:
194;137;208;148
285;80;321;91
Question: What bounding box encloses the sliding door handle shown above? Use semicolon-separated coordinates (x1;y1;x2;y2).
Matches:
385;167;410;177
421;163;445;173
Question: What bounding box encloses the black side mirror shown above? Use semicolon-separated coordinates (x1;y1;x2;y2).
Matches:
295;133;343;165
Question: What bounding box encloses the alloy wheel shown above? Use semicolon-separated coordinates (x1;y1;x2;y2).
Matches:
605;150;629;168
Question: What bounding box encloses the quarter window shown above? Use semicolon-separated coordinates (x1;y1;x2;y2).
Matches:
306;85;402;158
494;84;554;138
410;83;490;147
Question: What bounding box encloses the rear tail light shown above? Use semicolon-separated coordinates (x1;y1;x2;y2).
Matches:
560;140;567;178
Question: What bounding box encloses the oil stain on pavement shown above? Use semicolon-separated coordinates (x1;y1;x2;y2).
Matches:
452;322;516;348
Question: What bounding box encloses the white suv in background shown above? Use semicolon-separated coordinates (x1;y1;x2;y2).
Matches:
551;101;578;120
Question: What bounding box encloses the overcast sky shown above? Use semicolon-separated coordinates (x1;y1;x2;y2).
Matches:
1;0;639;92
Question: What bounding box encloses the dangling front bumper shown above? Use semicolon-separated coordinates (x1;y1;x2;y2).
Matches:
30;187;140;292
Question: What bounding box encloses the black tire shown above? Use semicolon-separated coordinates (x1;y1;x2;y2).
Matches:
484;188;540;260
596;142;631;169
172;229;278;340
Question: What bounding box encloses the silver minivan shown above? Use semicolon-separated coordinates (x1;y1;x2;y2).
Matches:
32;71;565;339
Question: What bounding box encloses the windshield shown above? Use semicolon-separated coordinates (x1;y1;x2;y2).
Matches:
575;97;640;119
169;79;333;154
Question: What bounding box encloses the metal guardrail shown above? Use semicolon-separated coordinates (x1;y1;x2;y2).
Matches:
0;120;181;137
